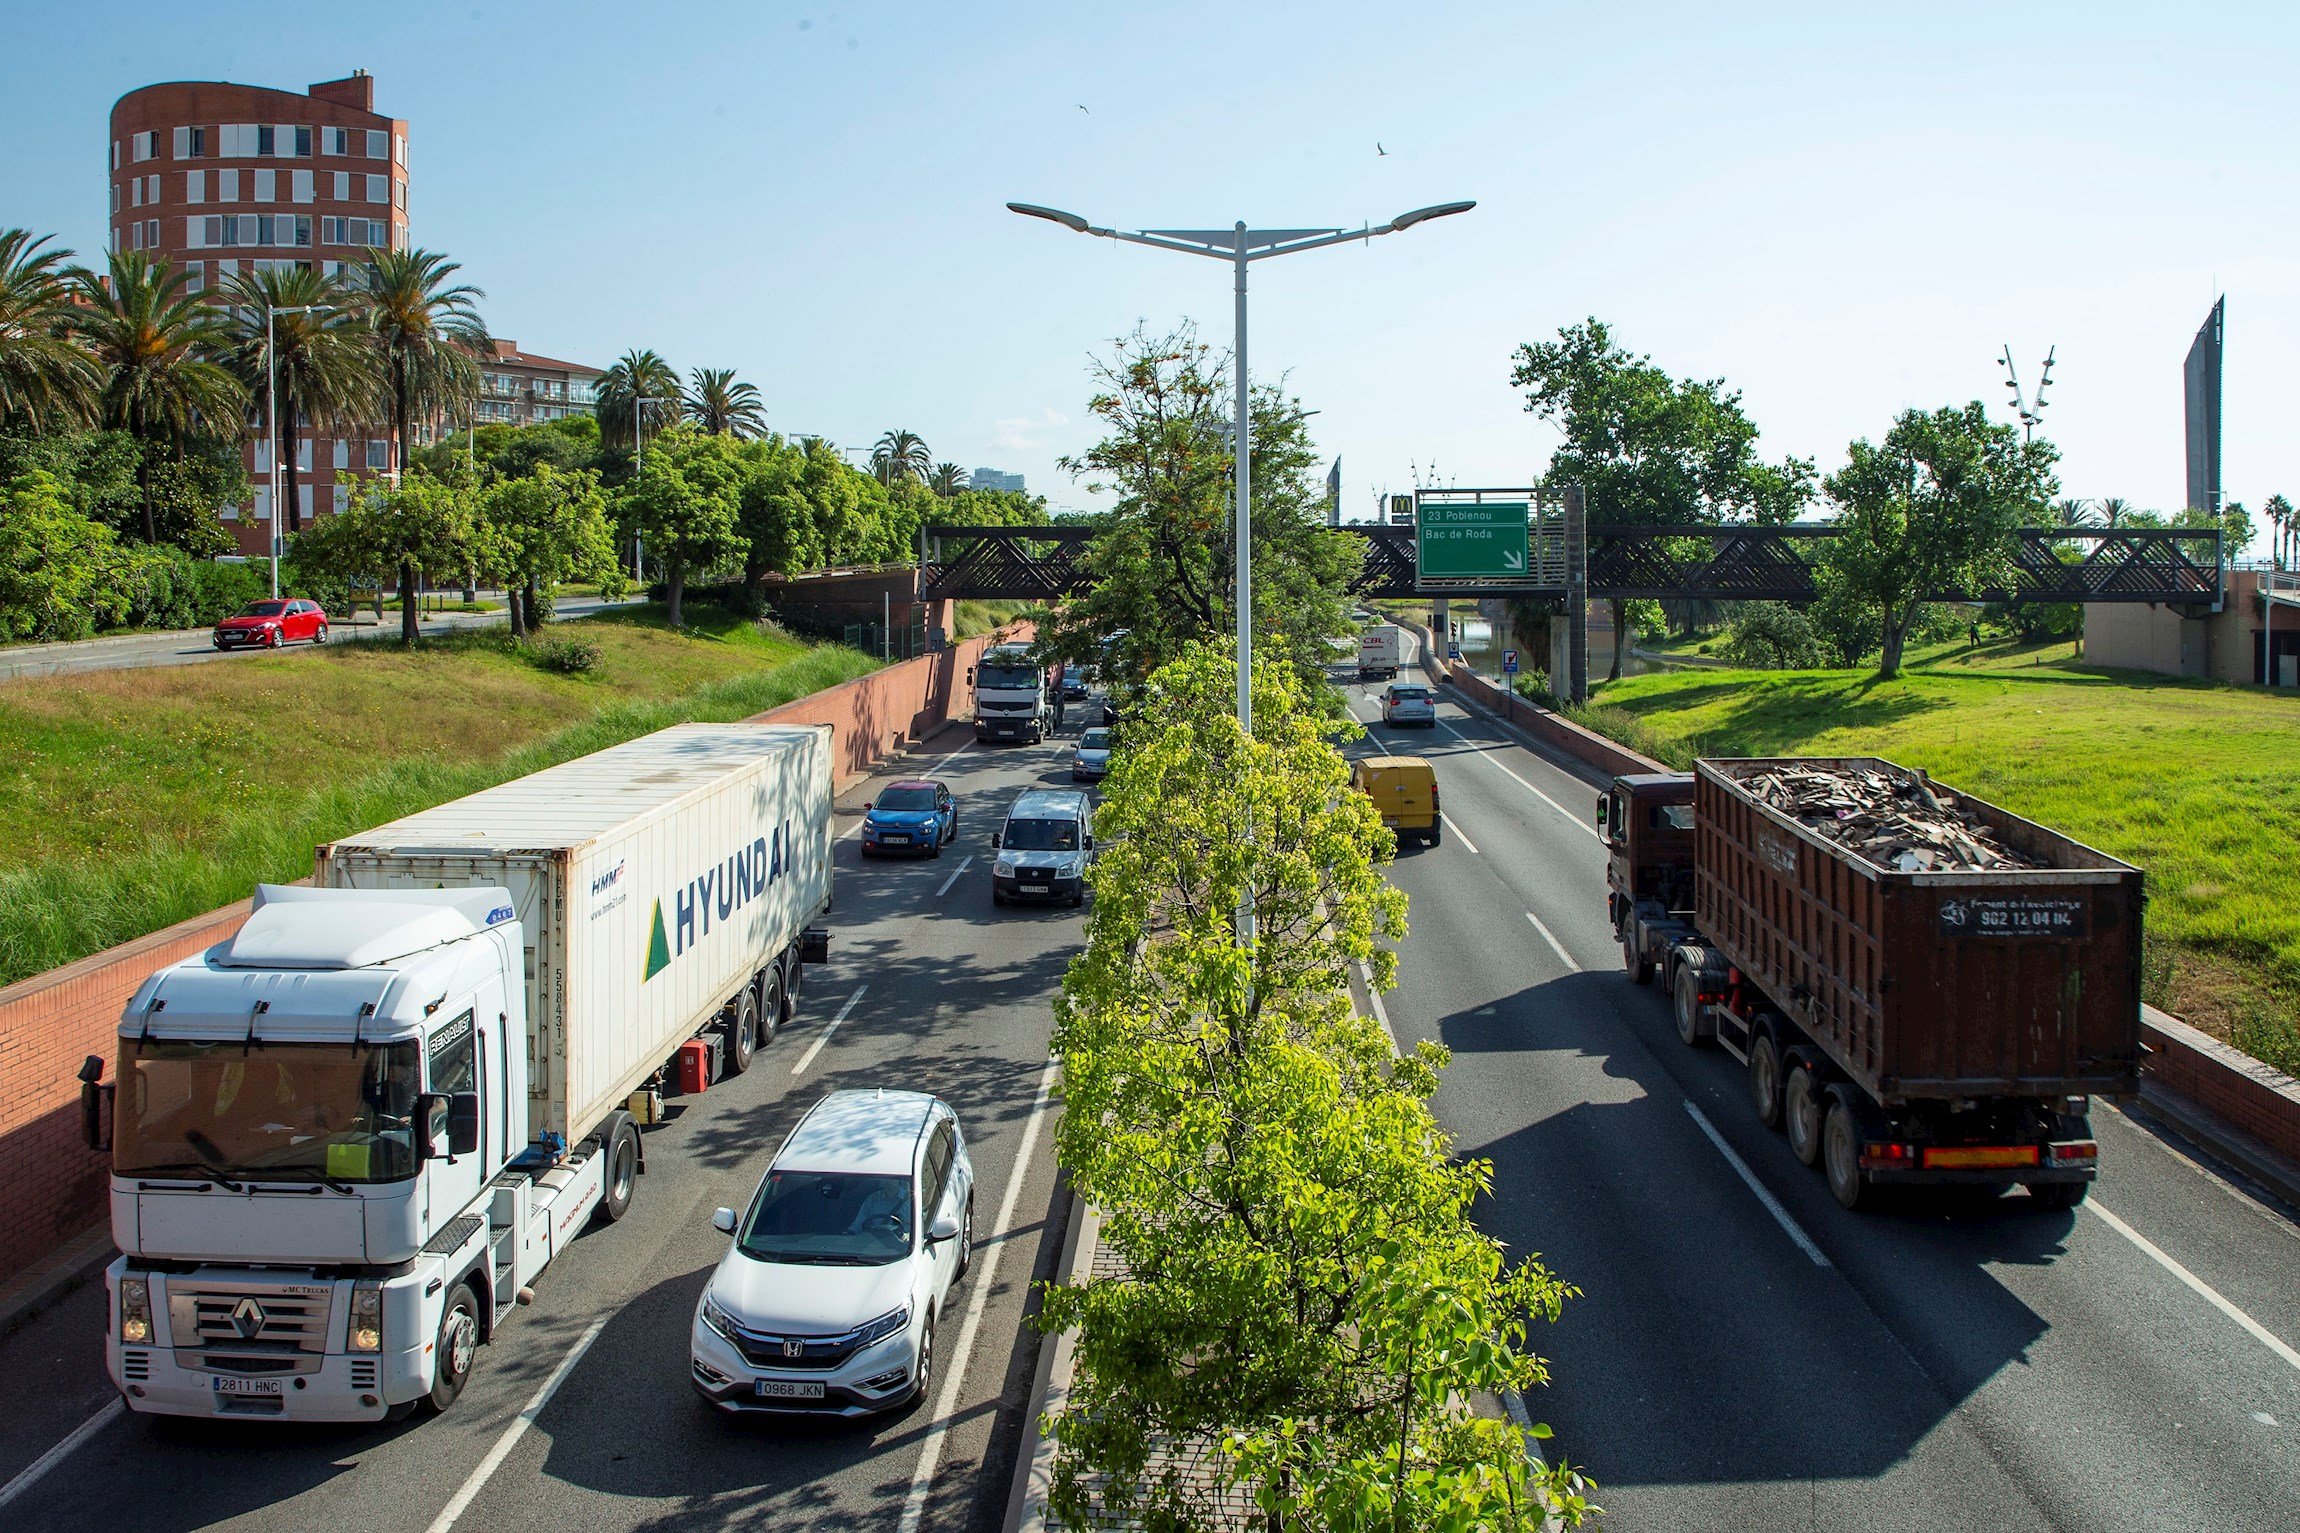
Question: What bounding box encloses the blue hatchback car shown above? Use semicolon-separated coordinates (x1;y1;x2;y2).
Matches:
860;779;957;858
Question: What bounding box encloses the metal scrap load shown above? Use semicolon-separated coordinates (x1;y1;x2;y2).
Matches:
1739;763;2041;873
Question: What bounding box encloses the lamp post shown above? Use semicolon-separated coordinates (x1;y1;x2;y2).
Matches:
632;393;669;582
263;303;335;600
1008;199;1473;942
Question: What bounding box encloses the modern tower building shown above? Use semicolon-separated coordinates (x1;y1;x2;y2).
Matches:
2183;296;2223;513
108;72;410;553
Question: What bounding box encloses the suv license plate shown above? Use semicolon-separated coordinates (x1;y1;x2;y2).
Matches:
214;1376;284;1396
755;1379;825;1400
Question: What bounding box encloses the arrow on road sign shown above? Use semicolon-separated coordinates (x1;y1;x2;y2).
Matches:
1502;547;1525;572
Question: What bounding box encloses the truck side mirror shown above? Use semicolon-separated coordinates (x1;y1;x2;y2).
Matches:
446;1092;481;1156
990;831;1002;849
1595;795;1609;829
965;667;974;686
78;1055;113;1153
1083;834;1094;851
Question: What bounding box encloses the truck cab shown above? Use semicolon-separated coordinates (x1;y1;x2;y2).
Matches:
970;644;1048;743
1599;772;1697;984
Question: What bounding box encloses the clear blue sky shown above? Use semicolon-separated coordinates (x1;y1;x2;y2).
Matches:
5;2;2295;547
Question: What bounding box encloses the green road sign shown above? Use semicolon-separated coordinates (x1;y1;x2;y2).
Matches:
1416;499;1530;580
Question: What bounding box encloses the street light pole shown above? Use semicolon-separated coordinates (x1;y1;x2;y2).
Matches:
1007;199;1474;942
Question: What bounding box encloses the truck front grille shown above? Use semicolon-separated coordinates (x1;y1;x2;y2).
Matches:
166;1281;332;1353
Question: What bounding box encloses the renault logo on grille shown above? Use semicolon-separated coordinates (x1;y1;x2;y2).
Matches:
230;1298;268;1339
781;1338;804;1359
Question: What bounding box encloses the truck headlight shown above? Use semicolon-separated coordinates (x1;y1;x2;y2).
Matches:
349;1283;383;1353
118;1276;151;1344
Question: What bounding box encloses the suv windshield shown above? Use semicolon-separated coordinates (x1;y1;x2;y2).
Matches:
1003;817;1078;852
739;1170;913;1265
114;1039;422;1184
875;787;938;813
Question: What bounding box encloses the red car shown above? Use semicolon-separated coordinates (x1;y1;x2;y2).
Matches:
213;599;328;649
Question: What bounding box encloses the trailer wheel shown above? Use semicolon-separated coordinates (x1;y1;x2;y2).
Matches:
2029;1181;2088;1211
758;967;784;1042
1823;1099;1867;1211
1748;1032;1785;1131
423;1282;482;1415
720;988;758;1076
1672;963;1710;1048
597;1116;639;1224
1785;1065;1824;1166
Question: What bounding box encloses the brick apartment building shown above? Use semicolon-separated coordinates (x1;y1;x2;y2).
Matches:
106;72;599;558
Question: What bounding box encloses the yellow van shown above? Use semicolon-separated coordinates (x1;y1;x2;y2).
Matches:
1352;755;1441;847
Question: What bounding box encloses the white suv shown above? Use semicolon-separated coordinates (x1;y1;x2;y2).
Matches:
691;1089;974;1416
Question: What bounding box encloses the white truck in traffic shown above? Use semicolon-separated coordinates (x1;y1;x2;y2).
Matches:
1358;624;1404;681
970;642;1049;743
85;722;832;1422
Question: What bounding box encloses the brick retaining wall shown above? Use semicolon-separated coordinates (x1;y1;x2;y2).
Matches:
2139;1005;2300;1169
0;625;1027;1288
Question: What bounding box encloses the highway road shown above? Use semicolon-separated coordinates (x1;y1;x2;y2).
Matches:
1345;645;2300;1531
0;715;1091;1533
0;594;640;683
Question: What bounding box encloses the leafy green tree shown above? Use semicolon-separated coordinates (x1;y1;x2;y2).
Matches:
869;427;930;488
618;424;744;626
0;229;98;433
1820;402;2056;678
1721;602;1828;668
1043;322;1356;695
683;367;766;438
292;474;478;642
0;429;236;556
416;414;601;482
477;464;624;635
65;252;246;544
0;469;122;641
219;264;377;533
359;249;488;480
1510;318;1815;678
596;349;682;461
1042;645;1588;1531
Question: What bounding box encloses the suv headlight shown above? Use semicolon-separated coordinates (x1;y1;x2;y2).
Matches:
850;1304;911;1348
118;1276;152;1344
700;1294;741;1342
348;1282;383;1353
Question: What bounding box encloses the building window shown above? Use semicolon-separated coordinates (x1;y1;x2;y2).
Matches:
366;129;389;160
216;258;238;280
254;168;275;202
330;170;348;200
110;184;119;214
322;126;343;156
146;219;160;249
111;140;120;170
252;486;271;523
291;169;313;203
293;215;312;247
129;178;142;208
131;130;157;161
395;134;406;165
172;125;208;159
185;170;204;204
367;439;389;471
128;223;140;251
148;175;162;205
365;174;387;204
219;123;250;156
182;261;202;294
257;124;277;156
333;439;351;470
218;168;239;202
293;126;312;157
394;179;406;211
333;484;350;514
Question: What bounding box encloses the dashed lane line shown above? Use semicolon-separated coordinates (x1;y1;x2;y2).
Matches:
2086;1200;2300;1375
791;986;869;1076
1438;812;1479;854
935;856;974;897
0;1400;122;1513
1682;1100;1832;1268
1435;718;1603;844
423;1314;611;1533
1523;910;1581;972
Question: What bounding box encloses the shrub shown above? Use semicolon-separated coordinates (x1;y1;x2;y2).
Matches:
530;637;600;675
1721;602;1828;669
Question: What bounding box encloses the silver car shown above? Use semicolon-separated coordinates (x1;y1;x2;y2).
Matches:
691;1089;974;1416
1381;683;1437;728
1071;727;1114;781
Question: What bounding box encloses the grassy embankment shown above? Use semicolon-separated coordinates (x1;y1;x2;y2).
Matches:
1566;638;2300;1073
951;599;1041;638
0;606;880;988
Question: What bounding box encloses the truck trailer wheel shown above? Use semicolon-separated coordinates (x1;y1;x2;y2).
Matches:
1748;1032;1785;1130
1672;963;1711;1048
720;988;758;1076
1823;1099;1868;1211
597;1115;640;1224
1784;1065;1824;1166
424;1283;482;1414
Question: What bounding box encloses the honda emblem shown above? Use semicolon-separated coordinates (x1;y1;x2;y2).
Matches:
781;1338;804;1359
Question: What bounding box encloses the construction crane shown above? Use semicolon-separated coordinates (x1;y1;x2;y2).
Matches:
1999;344;2056;443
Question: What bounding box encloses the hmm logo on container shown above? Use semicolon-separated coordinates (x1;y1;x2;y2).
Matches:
645;821;798;982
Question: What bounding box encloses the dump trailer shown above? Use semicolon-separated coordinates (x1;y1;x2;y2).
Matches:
1602;757;2143;1211
88;723;832;1422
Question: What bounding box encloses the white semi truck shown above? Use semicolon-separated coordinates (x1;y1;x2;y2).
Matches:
970;642;1049;743
84;723;833;1422
1358;625;1404;681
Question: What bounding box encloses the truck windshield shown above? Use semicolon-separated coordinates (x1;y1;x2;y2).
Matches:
1004;818;1079;852
740;1170;913;1265
114;1039;423;1185
976;664;1039;690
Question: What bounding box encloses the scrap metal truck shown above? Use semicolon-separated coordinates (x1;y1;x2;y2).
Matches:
1602;758;2143;1211
84;722;832;1422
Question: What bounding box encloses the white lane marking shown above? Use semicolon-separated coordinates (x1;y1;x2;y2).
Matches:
791;986;868;1076
1523;910;1581;972
1682;1100;1831;1268
1437;811;1479;854
1355;960;1399;1054
0;1399;122;1512
424;1313;611;1533
2086;1200;2300;1374
935;856;974;897
897;1053;1061;1533
1436;719;1602;843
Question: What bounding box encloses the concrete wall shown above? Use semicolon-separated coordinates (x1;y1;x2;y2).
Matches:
2085;570;2291;685
0;625;1025;1289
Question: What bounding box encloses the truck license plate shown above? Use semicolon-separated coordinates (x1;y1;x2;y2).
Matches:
213;1375;284;1396
754;1379;825;1400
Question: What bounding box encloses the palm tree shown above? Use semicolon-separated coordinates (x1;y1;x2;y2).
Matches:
2051;496;2098;529
596;349;682;454
65;251;245;542
0;228;97;432
2264;493;2293;570
2096;496;2132;528
870;428;931;488
927;462;969;497
219;265;378;534
358;249;487;641
684;367;766;438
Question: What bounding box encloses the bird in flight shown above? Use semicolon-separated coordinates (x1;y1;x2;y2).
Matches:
1377;142;1387;155
1078;104;1090;113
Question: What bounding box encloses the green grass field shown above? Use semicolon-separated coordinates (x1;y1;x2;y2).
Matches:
1579;638;2300;1072
0;605;880;988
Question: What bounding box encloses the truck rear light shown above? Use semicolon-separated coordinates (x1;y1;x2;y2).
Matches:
1860;1141;1917;1169
348;1283;383;1353
2044;1140;2098;1164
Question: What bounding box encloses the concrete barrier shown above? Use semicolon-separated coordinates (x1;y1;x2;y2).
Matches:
0;625;1028;1291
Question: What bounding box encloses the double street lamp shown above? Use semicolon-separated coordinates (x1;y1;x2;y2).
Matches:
262;302;336;599
1006;200;1474;735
